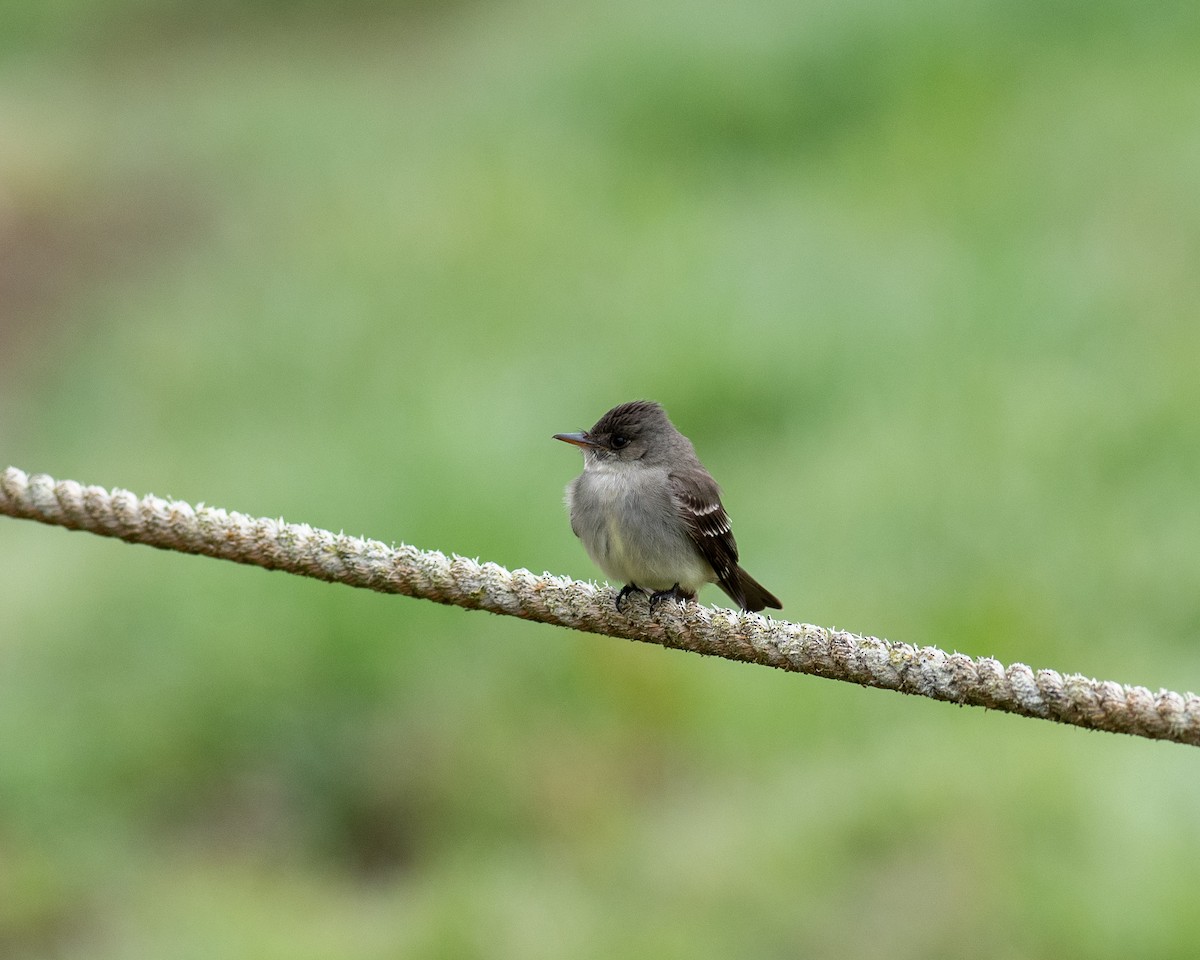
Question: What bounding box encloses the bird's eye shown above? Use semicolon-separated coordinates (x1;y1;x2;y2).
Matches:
611;435;629;449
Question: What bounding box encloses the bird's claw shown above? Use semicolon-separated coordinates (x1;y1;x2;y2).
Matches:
648;584;696;613
615;583;645;613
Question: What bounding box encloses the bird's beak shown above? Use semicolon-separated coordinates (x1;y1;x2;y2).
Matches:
553;431;600;449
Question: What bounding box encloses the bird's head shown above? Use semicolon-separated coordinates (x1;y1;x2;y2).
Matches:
554;400;673;465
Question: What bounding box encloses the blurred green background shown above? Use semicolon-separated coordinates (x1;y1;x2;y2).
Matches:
3;0;1200;956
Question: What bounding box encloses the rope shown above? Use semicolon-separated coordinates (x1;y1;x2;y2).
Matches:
3;465;1197;747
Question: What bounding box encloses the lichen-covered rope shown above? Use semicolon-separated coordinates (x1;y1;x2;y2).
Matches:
3;465;1198;747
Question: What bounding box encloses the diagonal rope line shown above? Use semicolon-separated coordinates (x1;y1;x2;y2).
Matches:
3;465;1197;747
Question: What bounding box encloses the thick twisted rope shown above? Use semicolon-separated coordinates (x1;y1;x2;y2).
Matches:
3;466;1197;747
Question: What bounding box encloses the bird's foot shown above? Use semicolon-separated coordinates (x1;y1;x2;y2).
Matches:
648;584;696;613
615;583;645;613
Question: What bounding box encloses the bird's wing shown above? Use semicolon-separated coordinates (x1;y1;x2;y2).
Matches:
669;469;741;594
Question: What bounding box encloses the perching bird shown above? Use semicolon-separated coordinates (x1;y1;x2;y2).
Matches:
554;400;781;613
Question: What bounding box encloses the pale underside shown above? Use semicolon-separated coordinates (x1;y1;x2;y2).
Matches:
565;459;713;593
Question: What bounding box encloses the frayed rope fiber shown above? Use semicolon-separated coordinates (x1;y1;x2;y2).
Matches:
3;466;1198;747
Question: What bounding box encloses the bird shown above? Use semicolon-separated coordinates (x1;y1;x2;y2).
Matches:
554;400;781;613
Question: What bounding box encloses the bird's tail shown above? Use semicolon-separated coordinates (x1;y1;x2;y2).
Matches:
722;566;782;613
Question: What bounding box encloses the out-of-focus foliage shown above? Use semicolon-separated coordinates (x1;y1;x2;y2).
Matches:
2;0;1200;956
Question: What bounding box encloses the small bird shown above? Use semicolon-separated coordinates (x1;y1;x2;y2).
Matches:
554;400;782;613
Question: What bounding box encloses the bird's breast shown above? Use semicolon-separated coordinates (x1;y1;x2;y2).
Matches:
580;462;640;509
568;463;710;591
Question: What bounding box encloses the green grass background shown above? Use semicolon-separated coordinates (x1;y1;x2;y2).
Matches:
3;0;1200;956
